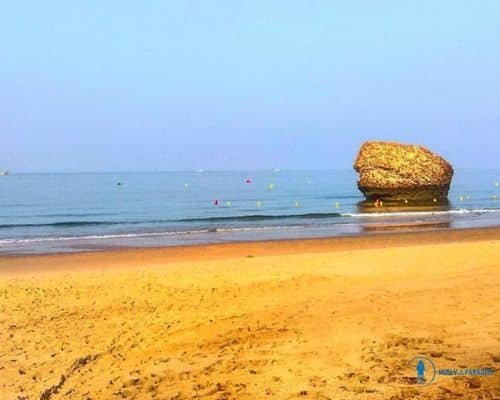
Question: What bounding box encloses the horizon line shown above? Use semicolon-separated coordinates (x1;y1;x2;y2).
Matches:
3;166;500;175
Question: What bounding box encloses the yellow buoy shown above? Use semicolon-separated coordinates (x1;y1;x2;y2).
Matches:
256;200;262;208
459;196;464;202
404;199;408;204
335;201;340;209
295;200;300;208
433;198;437;203
268;183;275;191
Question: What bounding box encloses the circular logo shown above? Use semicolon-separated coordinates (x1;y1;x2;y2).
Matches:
409;356;436;385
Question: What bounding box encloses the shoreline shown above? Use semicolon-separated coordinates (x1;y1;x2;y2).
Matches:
1;225;500;275
2;206;500;257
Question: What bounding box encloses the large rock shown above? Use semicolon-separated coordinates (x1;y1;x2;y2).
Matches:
354;141;453;202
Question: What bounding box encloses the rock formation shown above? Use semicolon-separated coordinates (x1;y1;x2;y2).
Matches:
354;141;453;202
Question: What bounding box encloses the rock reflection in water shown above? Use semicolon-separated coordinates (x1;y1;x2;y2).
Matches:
356;200;452;232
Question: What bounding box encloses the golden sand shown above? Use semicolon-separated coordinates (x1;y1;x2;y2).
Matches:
1;229;499;399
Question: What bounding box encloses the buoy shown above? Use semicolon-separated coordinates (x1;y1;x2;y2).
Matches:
268;183;275;191
226;201;231;207
404;199;408;204
116;182;122;186
466;195;470;200
256;200;262;208
433;198;437;203
184;183;189;188
294;200;300;208
459;196;464;202
335;201;340;209
496;182;499;187
379;200;384;207
245;179;252;184
214;199;219;206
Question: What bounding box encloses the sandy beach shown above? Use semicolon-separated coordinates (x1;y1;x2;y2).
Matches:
1;228;499;399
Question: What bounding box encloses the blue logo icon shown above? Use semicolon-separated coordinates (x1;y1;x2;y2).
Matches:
410;356;436;385
409;355;495;386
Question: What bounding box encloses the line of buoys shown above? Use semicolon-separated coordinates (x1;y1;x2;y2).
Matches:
208;194;499;209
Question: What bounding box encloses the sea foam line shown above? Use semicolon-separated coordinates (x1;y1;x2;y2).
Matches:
0;225;306;245
341;208;500;218
1;208;499;245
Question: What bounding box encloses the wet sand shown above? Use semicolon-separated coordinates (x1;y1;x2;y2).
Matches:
1;228;499;399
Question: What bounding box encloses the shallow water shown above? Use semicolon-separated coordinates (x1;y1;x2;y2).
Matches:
0;169;499;254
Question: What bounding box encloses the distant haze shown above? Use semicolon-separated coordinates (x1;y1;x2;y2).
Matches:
1;1;499;172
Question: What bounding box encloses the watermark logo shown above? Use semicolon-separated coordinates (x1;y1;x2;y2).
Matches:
408;355;494;386
409;356;436;385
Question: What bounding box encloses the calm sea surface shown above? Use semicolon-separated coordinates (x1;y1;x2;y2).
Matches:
1;169;499;254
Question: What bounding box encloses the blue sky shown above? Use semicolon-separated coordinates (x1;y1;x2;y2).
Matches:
1;1;499;172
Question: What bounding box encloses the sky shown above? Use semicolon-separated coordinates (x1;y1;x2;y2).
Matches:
1;1;499;172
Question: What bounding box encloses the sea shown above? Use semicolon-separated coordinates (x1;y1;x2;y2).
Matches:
1;169;499;254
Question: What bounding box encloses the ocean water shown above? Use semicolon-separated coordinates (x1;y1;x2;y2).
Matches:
1;169;499;254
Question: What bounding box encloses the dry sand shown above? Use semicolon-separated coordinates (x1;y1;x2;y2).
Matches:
1;228;499;399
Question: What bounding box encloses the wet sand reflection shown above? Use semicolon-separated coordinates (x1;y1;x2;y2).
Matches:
356;200;452;232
